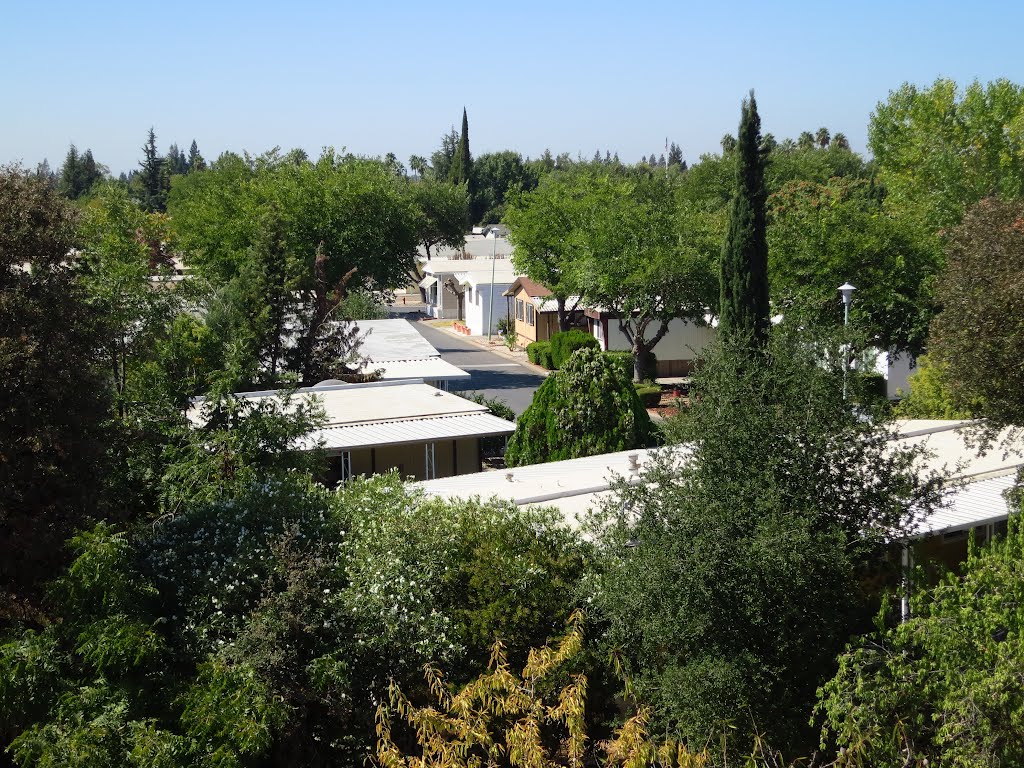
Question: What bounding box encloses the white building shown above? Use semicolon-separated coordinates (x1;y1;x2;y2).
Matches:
420;257;518;336
585;309;718;377
354;319;470;390
190;380;515;483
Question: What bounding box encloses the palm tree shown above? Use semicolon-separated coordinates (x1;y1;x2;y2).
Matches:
815;127;831;149
797;131;815;150
831;133;851;151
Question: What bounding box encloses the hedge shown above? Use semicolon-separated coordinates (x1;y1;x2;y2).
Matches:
550;330;600;369
634;384;662;408
526;341;555;370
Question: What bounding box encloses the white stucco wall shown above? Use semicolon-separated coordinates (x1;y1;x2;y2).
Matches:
594;317;717;360
464;282;513;336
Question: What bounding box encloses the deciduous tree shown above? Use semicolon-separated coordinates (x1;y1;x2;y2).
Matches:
0;167;109;624
591;326;944;757
929;197;1024;429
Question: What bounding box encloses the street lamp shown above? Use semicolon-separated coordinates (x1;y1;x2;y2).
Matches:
838;282;856;399
838;282;856;326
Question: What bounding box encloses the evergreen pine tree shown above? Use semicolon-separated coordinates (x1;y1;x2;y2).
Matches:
658;154;666;168
718;91;770;346
187;139;206;172
450;107;472;186
59;145;83;198
667;142;684;167
81;149;101;192
138;127;167;212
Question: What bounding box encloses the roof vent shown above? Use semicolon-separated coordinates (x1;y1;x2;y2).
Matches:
505;472;514;482
627;454;639;473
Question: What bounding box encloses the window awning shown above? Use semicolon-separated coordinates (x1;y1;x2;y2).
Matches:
418;276;438;288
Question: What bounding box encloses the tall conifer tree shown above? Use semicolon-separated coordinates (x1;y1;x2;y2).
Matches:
719;91;770;346
451;107;472;186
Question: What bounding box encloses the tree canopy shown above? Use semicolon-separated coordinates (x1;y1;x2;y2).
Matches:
505;347;654;466
590;326;944;756
929;197;1024;429
0;167;110;624
870;78;1024;232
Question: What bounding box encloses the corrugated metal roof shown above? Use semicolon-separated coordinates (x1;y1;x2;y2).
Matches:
371;358;471;382
356;319;440;362
312;412;515;452
910;471;1020;538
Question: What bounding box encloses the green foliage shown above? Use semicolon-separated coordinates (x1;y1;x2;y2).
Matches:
0;475;588;766
508;166;718;375
929;197;1024;430
590;326;945;756
451;108;472;187
459;392;517;424
526;340;554;369
603;351;634;380
506;347;654;466
550;329;600;368
894;354;978;419
469;150;539;224
160;387;326;515
768;177;940;353
870;78;1024;232
0;166;110;624
719;91;770;346
818;517;1024;767
633;383;662;408
408;177;468;257
458;392;517;456
169;149;419;293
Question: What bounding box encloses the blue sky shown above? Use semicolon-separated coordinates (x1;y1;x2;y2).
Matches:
4;0;1022;174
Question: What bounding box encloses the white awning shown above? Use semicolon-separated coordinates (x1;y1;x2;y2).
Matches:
369;358;471;382
312;412;515;452
908;470;1021;539
418;276;438;288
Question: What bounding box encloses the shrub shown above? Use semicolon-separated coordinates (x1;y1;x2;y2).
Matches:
527;341;554;369
505;347;654;466
549;329;600;368
0;475;589;767
633;383;662;408
604;351;634;380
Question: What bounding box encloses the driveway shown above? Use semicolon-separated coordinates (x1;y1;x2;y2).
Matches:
409;321;545;416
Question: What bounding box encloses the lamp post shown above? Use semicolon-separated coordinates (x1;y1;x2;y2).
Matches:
487;231;497;344
839;282;856;399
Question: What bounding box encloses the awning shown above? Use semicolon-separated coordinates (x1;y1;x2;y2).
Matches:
368;358;471;382
311;412;515;452
418;276;438;288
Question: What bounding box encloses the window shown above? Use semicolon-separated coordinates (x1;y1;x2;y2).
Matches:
526;303;535;326
516;299;524;321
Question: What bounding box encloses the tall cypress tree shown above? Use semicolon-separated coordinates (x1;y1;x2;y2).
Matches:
719;91;770;346
451;107;472;186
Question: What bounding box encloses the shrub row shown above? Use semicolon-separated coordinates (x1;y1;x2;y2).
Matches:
527;341;555;369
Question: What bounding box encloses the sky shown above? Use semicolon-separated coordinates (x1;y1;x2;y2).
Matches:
4;0;1024;175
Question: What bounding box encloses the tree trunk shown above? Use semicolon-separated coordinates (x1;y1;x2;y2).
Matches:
556;296;568;332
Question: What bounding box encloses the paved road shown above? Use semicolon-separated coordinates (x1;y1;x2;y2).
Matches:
406;318;545;416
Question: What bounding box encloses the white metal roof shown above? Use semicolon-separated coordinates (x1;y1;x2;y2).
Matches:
418;275;437;288
370;357;471;383
355;319;440;362
415;447;691;527
313;412;514;452
910;470;1019;539
414;420;1023;537
191;381;488;427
